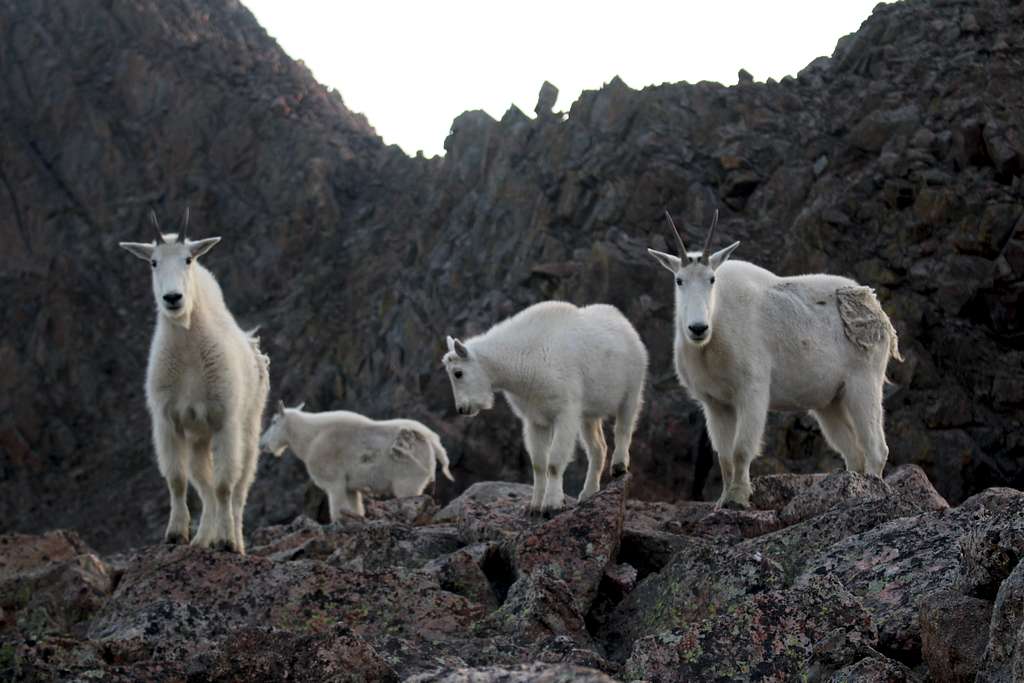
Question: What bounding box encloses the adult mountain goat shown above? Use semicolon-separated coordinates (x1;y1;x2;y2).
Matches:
119;209;269;553
259;402;454;519
443;301;648;516
648;210;902;508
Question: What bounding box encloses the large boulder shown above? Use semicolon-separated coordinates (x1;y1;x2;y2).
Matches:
623;575;876;682
919;589;993;683
976;558;1024;682
602;538;786;660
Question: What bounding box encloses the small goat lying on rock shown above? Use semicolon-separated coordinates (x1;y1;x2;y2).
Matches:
443;300;648;516
259;402;453;519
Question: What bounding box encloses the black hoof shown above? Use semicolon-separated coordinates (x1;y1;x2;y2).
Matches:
165;532;189;545
540;507;563;520
525;506;543;519
211;540;239;553
611;463;628;478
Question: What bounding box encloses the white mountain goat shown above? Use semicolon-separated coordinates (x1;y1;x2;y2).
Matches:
442;301;648;516
259;402;454;519
119;209;270;553
647;210;903;508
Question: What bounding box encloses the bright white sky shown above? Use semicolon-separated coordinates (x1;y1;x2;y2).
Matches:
244;1;887;157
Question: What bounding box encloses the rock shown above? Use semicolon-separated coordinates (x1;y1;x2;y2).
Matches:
475;566;588;646
603;537;786;660
958;510;1024;599
977;558;1024;682
919;589;992;683
435;482;541;544
505;475;626;615
742;496;923;580
749;474;828;510
884;465;949;512
623;575;876;682
778;472;892;525
407;662;617;682
826;655;923;682
535;81;559;118
0;531;113;637
796;504;1016;659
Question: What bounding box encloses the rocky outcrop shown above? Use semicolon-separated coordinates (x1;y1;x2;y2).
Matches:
5;470;1023;681
2;0;1023;555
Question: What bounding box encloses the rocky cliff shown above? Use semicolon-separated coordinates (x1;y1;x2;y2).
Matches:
1;0;1022;554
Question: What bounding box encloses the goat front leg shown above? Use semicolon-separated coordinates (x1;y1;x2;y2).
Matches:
155;419;190;545
727;393;769;508
209;427;242;553
522;421;552;517
702;404;737;509
328;477;365;521
540;412;580;517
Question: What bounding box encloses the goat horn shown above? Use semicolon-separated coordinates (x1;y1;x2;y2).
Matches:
664;210;687;256
701;209;719;263
149;210;164;243
178;206;190;243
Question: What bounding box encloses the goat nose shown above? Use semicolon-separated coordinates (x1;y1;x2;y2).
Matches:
689;323;709;336
163;292;183;304
457;406;468;415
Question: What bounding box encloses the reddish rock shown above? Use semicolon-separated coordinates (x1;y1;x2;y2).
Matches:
406;662;617;682
919;589;992;683
826;655;923;682
976;557;1024;682
749;473;828;511
884;464;949;512
603;537;786;660
778;472;892;526
623;575;876;682
505;475;626;615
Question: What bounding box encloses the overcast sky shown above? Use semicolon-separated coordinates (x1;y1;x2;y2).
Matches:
244;1;887;157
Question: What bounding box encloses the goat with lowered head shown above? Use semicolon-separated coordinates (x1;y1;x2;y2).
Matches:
648;210;902;508
259;402;454;519
119;209;270;553
443;301;648;517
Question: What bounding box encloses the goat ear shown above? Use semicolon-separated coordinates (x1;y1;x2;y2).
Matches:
647;248;681;273
709;241;740;269
188;237;221;259
453;339;469;359
119;242;155;261
277;400;286;414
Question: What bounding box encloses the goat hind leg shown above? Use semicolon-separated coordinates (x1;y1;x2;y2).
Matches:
843;381;889;477
578;418;607;500
611;385;643;477
811;405;866;474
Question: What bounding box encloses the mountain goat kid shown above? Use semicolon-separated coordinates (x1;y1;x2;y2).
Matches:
443;301;648;517
259;403;454;520
119;209;270;553
648;210;902;509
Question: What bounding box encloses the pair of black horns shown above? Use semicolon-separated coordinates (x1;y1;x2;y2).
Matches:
663;209;719;262
149;207;190;243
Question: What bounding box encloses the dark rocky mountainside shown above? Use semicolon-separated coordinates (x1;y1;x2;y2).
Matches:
1;0;1022;557
4;469;1024;681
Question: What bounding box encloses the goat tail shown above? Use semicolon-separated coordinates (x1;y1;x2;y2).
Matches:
426;430;454;482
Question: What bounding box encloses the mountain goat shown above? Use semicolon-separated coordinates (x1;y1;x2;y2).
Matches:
119;209;270;553
442;301;648;517
647;210;902;508
259;403;454;519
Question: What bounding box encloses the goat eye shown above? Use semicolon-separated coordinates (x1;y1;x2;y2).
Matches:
675;277;683;286
150;260;157;268
710;276;716;284
185;256;192;265
453;370;463;379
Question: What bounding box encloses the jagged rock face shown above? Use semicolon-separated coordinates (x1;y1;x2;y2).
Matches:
1;0;1023;556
